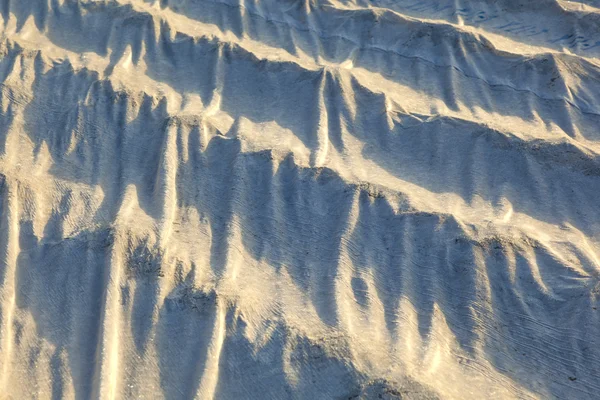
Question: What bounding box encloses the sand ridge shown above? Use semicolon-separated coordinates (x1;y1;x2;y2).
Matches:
0;0;599;398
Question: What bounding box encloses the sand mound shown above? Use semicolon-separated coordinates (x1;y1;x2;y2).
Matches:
1;0;600;398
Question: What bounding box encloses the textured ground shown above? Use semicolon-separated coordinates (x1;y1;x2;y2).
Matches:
1;0;600;398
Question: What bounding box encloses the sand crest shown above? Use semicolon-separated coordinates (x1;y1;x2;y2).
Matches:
0;0;600;398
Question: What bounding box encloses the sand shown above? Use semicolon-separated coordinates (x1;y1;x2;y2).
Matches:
0;0;599;398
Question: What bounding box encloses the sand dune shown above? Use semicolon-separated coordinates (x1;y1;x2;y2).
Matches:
0;0;599;398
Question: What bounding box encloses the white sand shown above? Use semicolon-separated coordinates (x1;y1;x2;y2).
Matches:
0;0;600;398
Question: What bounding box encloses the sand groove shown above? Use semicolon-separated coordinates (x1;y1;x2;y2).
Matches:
0;0;599;399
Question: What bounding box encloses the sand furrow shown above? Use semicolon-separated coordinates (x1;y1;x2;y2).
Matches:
0;0;600;399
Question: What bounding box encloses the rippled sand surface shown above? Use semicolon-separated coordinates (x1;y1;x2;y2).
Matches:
1;0;600;398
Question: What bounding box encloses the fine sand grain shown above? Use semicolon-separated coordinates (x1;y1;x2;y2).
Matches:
1;0;600;398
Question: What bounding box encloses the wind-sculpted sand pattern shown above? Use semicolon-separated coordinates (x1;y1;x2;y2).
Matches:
0;0;600;398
